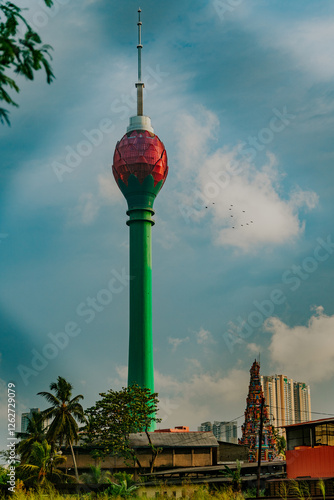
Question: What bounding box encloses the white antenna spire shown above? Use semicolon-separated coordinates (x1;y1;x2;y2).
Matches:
127;8;154;134
136;8;144;116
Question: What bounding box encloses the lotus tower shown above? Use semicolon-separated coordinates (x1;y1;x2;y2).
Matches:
112;9;168;395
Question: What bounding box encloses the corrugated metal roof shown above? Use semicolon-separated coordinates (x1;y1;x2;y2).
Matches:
130;431;218;448
284;417;334;428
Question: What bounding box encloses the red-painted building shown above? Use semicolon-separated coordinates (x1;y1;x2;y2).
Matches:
154;426;190;433
285;417;334;478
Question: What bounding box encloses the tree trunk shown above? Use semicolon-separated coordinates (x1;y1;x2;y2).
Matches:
145;428;160;473
70;443;80;482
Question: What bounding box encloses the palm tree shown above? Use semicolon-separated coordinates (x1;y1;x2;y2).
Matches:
16;440;68;487
17;412;47;463
38;376;86;482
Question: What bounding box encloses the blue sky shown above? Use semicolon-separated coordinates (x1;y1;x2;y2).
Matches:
1;0;334;449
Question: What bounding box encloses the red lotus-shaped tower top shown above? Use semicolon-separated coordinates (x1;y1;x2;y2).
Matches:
113;130;168;187
112;8;168;205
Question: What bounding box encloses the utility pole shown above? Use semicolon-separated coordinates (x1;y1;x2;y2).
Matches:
256;396;265;498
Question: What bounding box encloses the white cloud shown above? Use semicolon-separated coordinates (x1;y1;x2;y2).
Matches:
155;368;248;428
168;336;190;352
68;192;100;225
242;11;334;82
247;343;261;354
174;106;219;179
195;327;215;345
107;365;128;389
175;109;318;251
274;19;334;81
155;218;179;250
266;306;334;383
98;173;124;205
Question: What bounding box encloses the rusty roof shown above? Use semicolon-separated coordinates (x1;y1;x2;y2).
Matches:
129;431;218;448
284;417;334;428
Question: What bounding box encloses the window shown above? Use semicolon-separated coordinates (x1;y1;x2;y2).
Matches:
287;426;311;450
315;423;334;446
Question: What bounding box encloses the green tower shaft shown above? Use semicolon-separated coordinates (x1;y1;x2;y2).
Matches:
127;206;154;391
117;175;164;394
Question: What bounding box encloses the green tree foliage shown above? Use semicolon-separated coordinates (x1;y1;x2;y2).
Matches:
0;0;55;125
38;376;86;482
272;427;286;456
84;384;160;467
16;440;69;487
16;412;47;464
80;464;112;485
0;465;8;485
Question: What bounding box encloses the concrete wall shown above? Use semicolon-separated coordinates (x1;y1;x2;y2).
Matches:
218;442;249;462
61;447;215;471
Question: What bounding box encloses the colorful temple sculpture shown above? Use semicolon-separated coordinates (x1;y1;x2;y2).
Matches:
239;360;276;462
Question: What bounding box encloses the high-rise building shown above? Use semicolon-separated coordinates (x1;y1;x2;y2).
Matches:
294;382;312;424
214;421;238;444
261;375;311;433
239;360;276;462
198;421;238;444
21;408;40;433
112;9;168;402
198;422;213;433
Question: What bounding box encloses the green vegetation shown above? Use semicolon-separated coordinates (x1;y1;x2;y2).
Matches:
84;384;161;468
38;376;86;482
288;480;311;500
0;465;8;485
317;479;326;500
3;480;332;500
16;412;47;463
2;484;251;500
16;440;71;488
221;460;242;493
105;472;139;498
0;0;54;125
80;465;112;485
0;377;163;492
272;427;286;458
